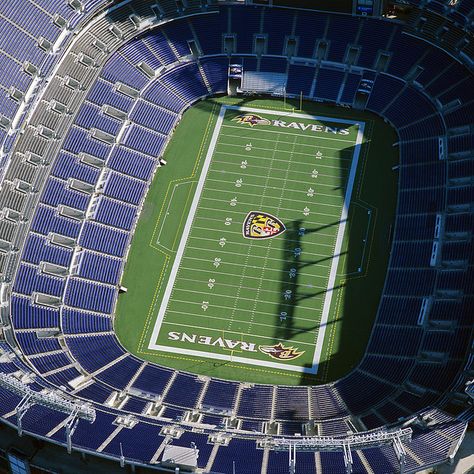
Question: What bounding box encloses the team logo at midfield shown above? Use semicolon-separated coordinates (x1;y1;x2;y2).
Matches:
243;211;285;239
259;343;305;361
232;114;271;127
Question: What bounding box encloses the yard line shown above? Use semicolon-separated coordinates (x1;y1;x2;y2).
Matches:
176;276;326;296
187;226;338;243
181;255;332;280
221;124;355;143
179;265;327;290
212;158;347;179
185;244;333;260
215;145;352;162
193;213;344;231
211;160;349;179
218;139;353;155
161;320;318;347
214;150;350;170
168;297;324;321
207;167;344;189
197;198;342;219
203;182;345;207
187;235;335;254
164;308;320;331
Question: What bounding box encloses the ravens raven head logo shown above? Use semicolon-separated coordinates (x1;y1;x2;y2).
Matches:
232;114;271;127
259;343;304;361
243;212;285;239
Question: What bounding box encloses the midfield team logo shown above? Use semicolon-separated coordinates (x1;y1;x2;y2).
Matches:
259;343;305;361
243;211;285;239
232;113;271;127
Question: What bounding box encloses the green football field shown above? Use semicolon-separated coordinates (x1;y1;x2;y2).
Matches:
114;97;398;385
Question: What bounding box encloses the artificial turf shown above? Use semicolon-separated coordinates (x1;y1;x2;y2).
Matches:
114;96;398;385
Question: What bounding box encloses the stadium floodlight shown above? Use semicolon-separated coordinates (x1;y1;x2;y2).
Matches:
393;434;407;474
0;372;95;446
268;428;413;474
267;427;412;451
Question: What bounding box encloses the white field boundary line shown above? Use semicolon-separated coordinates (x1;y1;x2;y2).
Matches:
311;121;366;374
149;104;364;374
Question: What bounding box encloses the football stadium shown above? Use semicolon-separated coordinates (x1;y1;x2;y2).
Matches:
0;0;472;472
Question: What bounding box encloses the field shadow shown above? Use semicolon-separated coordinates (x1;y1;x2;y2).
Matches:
265;130;397;386
275;220;344;343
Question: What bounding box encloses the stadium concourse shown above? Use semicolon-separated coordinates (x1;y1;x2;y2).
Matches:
0;0;472;473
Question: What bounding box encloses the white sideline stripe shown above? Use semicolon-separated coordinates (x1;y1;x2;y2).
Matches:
311;121;365;374
148;344;314;373
149;105;365;375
